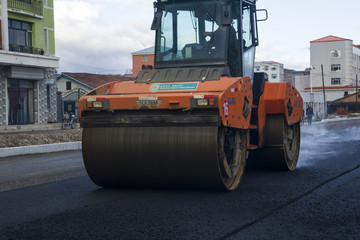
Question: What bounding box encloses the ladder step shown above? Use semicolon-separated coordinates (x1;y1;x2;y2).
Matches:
247;144;258;150
249;124;257;129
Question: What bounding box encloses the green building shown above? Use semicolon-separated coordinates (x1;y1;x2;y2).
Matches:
0;0;59;126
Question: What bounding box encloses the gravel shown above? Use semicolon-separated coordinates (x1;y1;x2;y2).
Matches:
0;129;82;148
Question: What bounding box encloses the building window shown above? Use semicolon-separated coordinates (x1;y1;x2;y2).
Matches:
255;66;260;71
263;66;269;71
271;74;277;79
43;0;48;7
8;19;33;53
271;66;277;71
330;50;341;58
331;78;341;85
66;81;72;90
331;64;341;72
142;56;148;62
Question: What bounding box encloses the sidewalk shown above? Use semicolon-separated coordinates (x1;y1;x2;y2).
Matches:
0;123;63;134
0;123;81;158
304;116;360;125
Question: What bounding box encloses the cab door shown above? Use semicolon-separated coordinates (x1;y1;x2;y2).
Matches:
241;3;257;83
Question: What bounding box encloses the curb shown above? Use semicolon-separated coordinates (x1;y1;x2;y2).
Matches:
0;142;82;158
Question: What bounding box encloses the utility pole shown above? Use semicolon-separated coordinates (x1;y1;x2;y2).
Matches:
321;64;327;118
356;74;358;113
310;66;313;93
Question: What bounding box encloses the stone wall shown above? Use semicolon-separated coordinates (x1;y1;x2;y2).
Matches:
0;67;10;125
0;76;6;125
38;69;58;123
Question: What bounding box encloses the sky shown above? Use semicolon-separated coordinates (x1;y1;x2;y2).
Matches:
54;0;360;74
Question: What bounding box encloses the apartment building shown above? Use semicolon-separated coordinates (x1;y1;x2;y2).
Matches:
309;35;360;101
254;61;284;83
0;0;59;126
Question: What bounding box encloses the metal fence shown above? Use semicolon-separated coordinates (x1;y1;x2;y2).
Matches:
9;44;44;55
328;102;359;114
8;0;43;16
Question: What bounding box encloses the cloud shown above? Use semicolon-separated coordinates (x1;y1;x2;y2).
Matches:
256;41;310;70
54;0;154;73
54;0;360;74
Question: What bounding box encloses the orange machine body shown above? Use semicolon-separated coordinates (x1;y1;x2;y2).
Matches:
261;82;303;125
79;78;303;150
79;76;254;130
253;81;303;148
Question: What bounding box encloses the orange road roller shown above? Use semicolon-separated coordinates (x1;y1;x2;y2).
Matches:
78;0;303;191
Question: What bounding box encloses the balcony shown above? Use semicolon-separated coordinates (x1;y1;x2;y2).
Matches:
0;48;59;69
8;0;43;16
9;44;44;55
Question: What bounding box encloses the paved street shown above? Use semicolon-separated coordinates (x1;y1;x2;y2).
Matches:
0;151;85;192
0;119;359;239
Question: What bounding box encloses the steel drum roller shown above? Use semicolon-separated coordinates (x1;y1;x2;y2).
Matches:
83;126;235;189
248;115;300;170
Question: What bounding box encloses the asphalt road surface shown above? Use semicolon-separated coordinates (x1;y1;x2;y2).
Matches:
0;119;359;239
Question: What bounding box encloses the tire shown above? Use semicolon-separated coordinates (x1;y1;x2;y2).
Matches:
71;120;76;129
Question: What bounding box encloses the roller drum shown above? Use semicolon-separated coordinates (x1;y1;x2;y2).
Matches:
82;126;231;189
248;115;300;170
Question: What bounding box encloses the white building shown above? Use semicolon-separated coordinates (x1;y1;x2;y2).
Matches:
254;61;284;83
294;70;311;92
309;35;360;101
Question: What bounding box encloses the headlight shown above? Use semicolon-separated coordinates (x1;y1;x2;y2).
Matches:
93;101;103;108
197;99;209;106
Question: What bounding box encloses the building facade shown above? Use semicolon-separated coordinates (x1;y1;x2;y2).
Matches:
293;69;311;92
254;61;284;83
56;73;134;117
310;35;360;101
284;69;295;86
132;46;155;78
0;0;59;126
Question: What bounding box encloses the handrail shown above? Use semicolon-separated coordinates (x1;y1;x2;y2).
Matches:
8;0;43;16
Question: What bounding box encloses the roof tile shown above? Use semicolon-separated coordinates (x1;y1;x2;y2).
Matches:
310;35;351;43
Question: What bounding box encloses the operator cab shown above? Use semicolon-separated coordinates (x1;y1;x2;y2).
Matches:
151;0;259;81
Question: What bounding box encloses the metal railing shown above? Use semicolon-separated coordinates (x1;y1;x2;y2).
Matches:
8;0;43;16
9;44;44;55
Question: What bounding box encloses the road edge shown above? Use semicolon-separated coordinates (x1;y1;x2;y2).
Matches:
0;142;82;158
